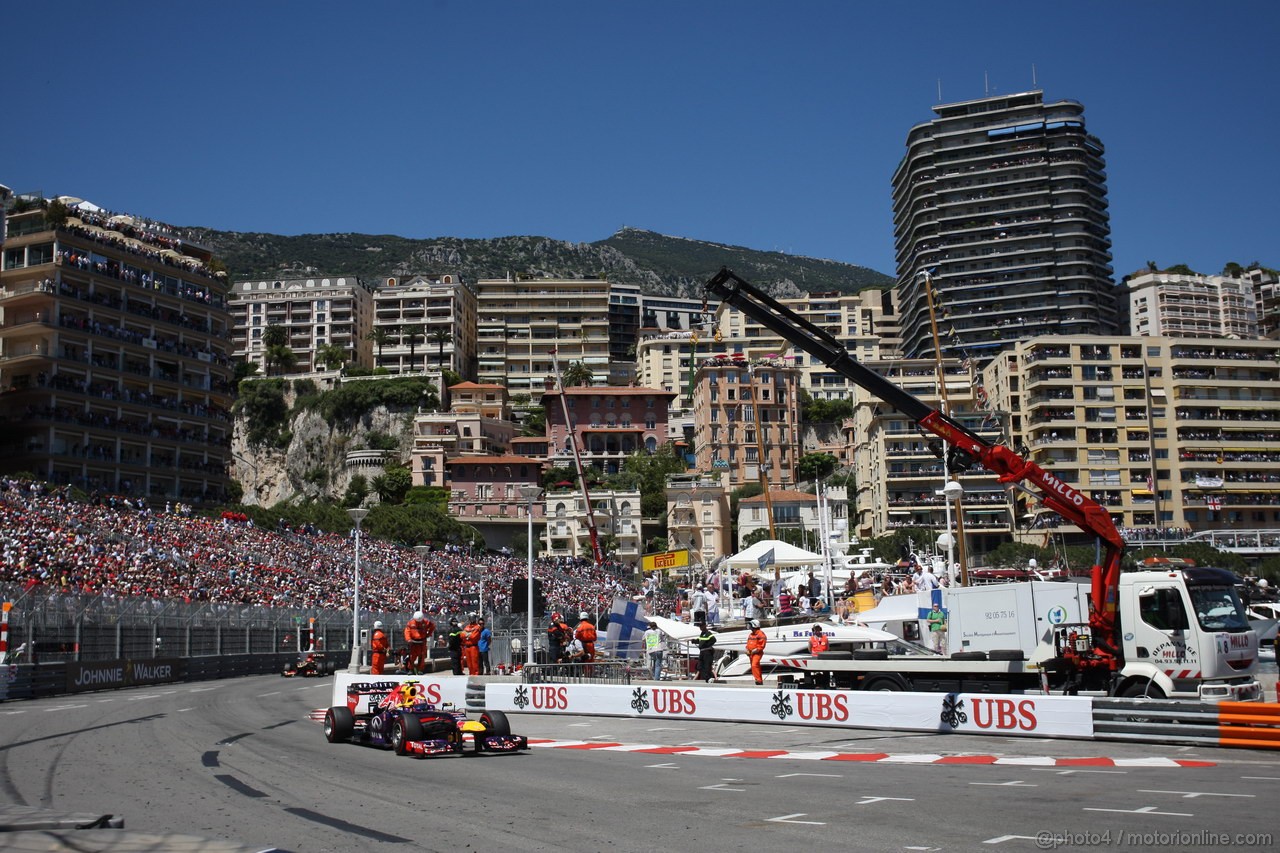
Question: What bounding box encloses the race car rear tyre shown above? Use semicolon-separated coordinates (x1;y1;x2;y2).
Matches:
480;710;511;737
324;706;354;743
391;713;426;755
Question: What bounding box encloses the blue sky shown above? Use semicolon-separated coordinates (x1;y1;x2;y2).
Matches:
3;1;1276;280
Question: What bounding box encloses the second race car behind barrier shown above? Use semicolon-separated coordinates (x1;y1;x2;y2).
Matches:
322;679;528;757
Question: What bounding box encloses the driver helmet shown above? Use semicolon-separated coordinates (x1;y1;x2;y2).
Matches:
413;610;425;620
373;620;384;629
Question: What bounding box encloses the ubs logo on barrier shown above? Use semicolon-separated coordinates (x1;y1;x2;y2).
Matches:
770;690;793;720
630;687;650;713
513;685;530;709
940;693;968;728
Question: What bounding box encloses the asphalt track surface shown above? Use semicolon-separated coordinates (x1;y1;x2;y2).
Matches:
0;675;1276;852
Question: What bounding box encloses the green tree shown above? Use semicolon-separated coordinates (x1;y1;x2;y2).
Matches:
742;526;808;548
316;343;348;371
521;406;547;437
261;324;289;376
233;360;260;382
371;463;413;505
233;379;290;448
620;443;687;519
45;199;70;228
798;452;839;482
402;323;425;369
265;344;297;376
429;326;453;371
560;360;594;387
366;327;392;364
343;474;370;508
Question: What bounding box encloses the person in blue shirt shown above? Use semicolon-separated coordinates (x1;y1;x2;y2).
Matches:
477;617;493;675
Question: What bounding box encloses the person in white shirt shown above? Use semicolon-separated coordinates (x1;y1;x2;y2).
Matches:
918;566;940;591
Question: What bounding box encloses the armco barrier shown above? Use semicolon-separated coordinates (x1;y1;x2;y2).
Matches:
0;653;297;702
1218;701;1280;749
483;682;1096;739
1092;699;1221;746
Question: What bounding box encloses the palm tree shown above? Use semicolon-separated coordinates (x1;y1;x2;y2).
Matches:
561;360;594;387
316;343;348;371
429;326;452;372
365;327;392;367
261;324;288;375
402;323;425;372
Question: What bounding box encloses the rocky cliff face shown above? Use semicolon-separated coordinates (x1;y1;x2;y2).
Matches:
231;397;414;507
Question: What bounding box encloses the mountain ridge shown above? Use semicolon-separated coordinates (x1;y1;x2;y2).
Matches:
184;225;894;298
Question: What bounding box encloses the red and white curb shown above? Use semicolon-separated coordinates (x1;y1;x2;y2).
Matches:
526;739;1215;768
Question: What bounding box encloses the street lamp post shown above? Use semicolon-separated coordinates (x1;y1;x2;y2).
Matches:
346;507;369;673
936;480;964;585
519;484;543;669
412;545;429;613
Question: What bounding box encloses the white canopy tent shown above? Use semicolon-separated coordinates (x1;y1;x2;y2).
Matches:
723;539;824;570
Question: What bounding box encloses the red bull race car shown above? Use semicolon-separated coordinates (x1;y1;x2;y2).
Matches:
322;679;528;757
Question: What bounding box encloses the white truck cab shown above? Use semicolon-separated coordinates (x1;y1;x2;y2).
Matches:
1117;567;1262;702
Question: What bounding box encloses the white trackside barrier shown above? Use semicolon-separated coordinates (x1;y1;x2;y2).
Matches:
483;683;1095;739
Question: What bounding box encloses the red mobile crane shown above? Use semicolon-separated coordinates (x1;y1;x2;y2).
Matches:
704;268;1129;683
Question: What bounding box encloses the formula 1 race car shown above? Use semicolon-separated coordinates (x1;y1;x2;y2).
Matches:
282;652;336;677
323;680;528;757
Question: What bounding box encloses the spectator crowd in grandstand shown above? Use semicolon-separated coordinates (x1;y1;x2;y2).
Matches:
0;478;665;623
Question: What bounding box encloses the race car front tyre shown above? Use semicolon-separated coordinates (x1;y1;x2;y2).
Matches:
324;706;354;743
391;713;426;755
480;710;511;737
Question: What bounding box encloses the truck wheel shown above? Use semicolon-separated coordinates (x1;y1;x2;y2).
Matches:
391;713;426;755
989;649;1026;661
1120;680;1166;699
862;676;905;692
480;710;511;736
323;706;354;743
951;651;987;661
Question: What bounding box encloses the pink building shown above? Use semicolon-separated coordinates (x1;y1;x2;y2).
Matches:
541;385;677;475
447;455;544;517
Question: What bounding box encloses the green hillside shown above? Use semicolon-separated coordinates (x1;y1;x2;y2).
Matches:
184;226;893;297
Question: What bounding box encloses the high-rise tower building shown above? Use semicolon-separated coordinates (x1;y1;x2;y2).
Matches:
892;90;1119;362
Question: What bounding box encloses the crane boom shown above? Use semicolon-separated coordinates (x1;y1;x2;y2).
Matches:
704;268;1127;674
548;349;605;568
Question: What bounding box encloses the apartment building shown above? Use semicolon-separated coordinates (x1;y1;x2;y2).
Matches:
475;276;611;395
892;90;1120;363
691;354;802;489
542;384;676;475
665;473;732;569
984;335;1280;537
843;358;1014;552
1127;269;1259;339
0;194;234;502
410;382;515;488
608;282;640;386
371;274;477;378
446;453;544;549
229;275;375;373
542;487;643;564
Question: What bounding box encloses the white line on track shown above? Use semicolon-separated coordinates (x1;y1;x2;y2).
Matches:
189;687;218;693
258;691;281;697
1138;789;1254;799
176;707;194;712
48;704;89;711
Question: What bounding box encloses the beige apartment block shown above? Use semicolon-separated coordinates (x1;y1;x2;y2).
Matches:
1127;269;1259;339
983;335;1280;538
475;276;611;396
692;354;802;489
371;274;477;379
229;275;375;373
844;358;1013;552
542;488;643;564
0;195;234;502
665;473;732;568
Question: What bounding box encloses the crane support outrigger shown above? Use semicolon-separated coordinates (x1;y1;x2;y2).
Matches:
704;268;1128;685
